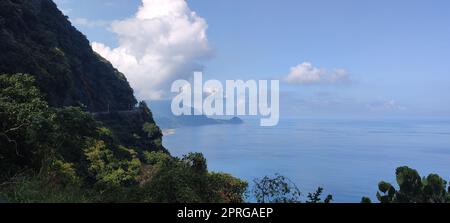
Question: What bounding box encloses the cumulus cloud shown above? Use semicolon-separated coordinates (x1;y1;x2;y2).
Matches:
283;62;350;85
92;0;212;100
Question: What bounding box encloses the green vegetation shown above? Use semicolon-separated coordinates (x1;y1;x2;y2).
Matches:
0;0;136;111
252;174;332;203
0;1;325;204
139;151;248;203
4;74;448;204
3;0;446;205
365;166;450;203
93;101;166;154
0;74;247;203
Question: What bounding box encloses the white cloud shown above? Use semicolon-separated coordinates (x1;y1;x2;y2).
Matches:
72;18;110;28
366;100;406;112
283;62;350;85
92;0;212;100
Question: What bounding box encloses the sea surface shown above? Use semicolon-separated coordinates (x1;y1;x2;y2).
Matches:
162;118;450;202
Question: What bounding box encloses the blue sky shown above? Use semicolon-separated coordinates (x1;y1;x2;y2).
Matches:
54;0;450;118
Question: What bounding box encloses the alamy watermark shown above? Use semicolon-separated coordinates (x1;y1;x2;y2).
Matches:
171;72;280;126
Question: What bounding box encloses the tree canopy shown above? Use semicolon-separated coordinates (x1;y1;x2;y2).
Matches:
0;73;248;203
374;166;450;203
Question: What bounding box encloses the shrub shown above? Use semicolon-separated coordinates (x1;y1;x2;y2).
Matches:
375;166;450;203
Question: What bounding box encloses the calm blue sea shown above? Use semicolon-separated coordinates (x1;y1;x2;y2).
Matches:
162;118;450;202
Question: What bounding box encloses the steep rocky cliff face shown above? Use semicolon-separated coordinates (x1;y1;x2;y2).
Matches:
0;0;250;204
0;0;164;152
0;0;137;112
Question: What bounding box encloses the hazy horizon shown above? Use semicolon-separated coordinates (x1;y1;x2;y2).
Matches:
55;0;450;119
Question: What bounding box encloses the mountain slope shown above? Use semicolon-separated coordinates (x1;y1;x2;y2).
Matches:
0;0;164;153
0;0;248;203
0;0;136;112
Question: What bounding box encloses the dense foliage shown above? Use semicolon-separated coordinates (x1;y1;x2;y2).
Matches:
360;166;450;203
4;74;447;204
4;0;445;205
0;0;335;204
368;166;450;203
0;73;52;175
0;0;136;111
93;101;166;153
0;74;248;203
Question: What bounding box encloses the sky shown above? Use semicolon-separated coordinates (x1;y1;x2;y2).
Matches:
54;0;450;118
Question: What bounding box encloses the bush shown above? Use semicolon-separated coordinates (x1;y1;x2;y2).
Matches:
374;166;450;203
253;174;302;203
84;140;141;189
0;73;248;203
140;151;248;203
252;174;332;203
208;173;248;203
0;172;93;203
0;74;52;173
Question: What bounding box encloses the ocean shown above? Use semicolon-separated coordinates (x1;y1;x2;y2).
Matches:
162;118;450;202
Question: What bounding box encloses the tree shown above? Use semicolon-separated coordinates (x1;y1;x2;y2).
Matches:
207;173;248;203
84;140;141;189
0;74;249;203
142;122;161;139
361;197;372;203
252;174;301;203
52;107;100;163
306;187;333;203
252;174;332;203
182;152;208;173
140;151;248;203
0;74;51;173
374;166;450;203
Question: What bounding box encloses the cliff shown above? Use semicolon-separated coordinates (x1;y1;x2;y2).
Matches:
0;0;248;203
0;0;136;112
0;0;164;152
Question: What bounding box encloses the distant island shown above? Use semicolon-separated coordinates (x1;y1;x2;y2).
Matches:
0;0;247;204
147;100;243;129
